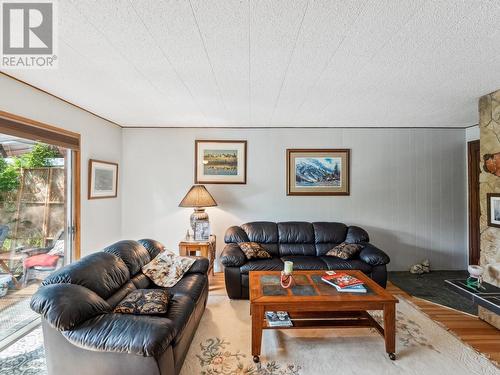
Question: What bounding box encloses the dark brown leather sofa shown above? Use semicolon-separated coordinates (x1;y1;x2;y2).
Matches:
221;221;390;299
30;239;208;375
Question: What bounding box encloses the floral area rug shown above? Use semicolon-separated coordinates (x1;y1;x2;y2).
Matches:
1;296;498;375
180;295;499;375
0;326;46;375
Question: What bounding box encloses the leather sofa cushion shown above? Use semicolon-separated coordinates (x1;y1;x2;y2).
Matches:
106;281;137;310
346;226;370;243
30;283;111;331
280;256;328;270
241;222;278;243
279;243;316;256
313;222;348;244
315;242;341;256
320;257;372;274
138;239;166;259
278;222;314;243
103;240;151;276
165;294;195;345
224;226;250;243
240;258;284;274
260;243;279;256
186;257;209;274
130;273;150;289
62;313;177;357
42;252;130;300
167;274;207;304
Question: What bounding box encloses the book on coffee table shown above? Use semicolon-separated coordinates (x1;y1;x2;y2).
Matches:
321;273;367;293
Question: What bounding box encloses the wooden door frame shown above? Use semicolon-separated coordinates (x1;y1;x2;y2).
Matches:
0;110;81;260
467;140;480;265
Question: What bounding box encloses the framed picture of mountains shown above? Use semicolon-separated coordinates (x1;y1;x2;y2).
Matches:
286;149;350;196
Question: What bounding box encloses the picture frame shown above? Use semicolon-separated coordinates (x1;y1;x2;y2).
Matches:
487;193;500;228
195;140;247;184
88;159;118;199
286;149;350;196
194;221;210;241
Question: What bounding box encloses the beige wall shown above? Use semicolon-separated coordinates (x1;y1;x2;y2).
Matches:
122;127;467;272
478;89;500;328
0;74;123;256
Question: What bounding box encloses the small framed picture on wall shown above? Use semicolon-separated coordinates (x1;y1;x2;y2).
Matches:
487;193;500;228
88;159;119;199
195;140;247;184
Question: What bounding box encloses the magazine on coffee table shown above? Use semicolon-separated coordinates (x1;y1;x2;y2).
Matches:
265;311;293;327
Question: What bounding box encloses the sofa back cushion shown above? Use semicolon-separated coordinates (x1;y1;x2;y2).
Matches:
241;222;278;243
278;222;316;256
313;222;348;256
104;240;151;276
138;239;166;259
241;222;279;256
224;221;369;258
42;252;130;300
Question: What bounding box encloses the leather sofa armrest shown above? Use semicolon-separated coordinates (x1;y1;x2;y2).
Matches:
359;243;390;266
30;284;111;331
186;256;209;274
220;244;246;267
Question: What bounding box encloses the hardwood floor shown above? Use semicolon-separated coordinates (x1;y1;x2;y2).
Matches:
210;272;500;366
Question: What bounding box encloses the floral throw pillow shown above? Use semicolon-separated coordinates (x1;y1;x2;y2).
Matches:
114;289;170;315
238;242;272;260
326;242;364;260
142;250;195;287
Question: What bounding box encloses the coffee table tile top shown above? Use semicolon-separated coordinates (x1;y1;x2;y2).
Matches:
262;285;287;296
258;272;374;297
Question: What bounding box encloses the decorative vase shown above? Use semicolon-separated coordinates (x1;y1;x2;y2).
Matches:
280;271;295;289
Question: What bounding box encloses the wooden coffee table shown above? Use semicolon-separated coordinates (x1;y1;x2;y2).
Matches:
249;270;398;362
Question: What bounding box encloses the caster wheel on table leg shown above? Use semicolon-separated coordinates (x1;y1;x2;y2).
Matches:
388;353;396;361
253;356;260;363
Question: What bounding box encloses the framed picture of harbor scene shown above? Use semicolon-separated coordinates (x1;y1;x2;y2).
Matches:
195;140;247;184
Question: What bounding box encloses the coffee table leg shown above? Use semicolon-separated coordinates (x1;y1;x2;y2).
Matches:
251;305;264;363
384;303;396;360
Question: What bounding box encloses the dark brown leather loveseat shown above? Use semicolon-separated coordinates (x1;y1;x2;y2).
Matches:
221;221;390;299
30;239;208;375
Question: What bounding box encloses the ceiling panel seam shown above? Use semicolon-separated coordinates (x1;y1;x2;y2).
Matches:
290;1;367;119
68;0;169;107
316;0;428;118
188;0;228;119
126;0;208;123
268;0;310;126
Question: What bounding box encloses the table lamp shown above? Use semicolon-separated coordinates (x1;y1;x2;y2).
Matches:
178;185;217;232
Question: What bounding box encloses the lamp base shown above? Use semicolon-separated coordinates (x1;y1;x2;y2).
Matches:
190;208;209;231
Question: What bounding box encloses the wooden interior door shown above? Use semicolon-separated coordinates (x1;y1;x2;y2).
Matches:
468;140;480;265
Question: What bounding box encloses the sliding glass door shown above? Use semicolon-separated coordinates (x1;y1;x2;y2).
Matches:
0;134;76;348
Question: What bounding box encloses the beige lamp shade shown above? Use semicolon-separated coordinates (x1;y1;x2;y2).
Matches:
178;185;217;208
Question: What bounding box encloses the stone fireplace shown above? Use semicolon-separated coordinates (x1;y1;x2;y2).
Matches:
478;89;500;328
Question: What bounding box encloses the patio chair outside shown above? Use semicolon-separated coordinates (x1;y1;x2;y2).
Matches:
21;229;65;286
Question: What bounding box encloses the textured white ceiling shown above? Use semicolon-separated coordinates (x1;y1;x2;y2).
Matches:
4;0;500;128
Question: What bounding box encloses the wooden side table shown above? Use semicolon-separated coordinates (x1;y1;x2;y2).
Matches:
179;235;216;276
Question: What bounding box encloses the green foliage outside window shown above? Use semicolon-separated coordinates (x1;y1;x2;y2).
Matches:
0;143;60;193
